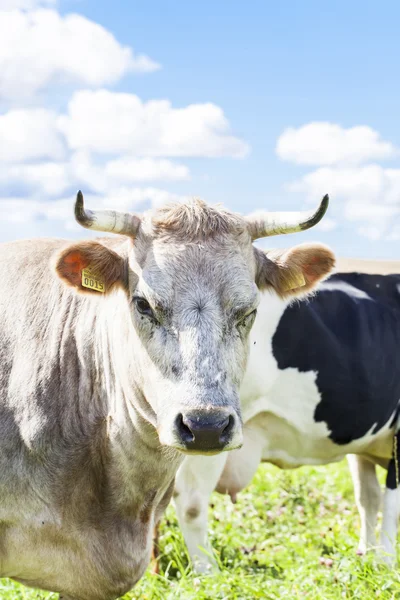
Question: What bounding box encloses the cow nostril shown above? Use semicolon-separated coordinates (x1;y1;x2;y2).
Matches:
220;414;234;443
176;412;236;451
176;414;194;444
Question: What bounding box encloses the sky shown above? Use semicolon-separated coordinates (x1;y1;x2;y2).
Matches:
1;0;400;258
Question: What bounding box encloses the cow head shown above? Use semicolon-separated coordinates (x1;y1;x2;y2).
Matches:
55;192;335;455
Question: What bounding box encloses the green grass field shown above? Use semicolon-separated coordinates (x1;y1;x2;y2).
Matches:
2;461;400;599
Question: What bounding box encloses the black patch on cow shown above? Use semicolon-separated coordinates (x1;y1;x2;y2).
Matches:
272;273;400;446
386;431;400;490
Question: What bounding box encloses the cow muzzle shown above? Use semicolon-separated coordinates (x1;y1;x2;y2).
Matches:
173;409;242;454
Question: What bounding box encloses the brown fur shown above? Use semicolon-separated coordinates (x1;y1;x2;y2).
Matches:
151;198;247;242
54;241;127;295
255;243;336;298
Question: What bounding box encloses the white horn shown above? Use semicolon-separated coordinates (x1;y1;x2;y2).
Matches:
74;191;141;237
246;194;329;240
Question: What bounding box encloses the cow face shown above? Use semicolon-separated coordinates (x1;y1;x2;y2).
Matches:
126;231;258;454
55;194;335;455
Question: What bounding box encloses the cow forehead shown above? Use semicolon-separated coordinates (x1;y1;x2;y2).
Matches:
135;237;258;308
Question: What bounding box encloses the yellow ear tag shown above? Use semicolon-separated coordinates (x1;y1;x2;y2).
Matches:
282;272;306;291
82;267;105;293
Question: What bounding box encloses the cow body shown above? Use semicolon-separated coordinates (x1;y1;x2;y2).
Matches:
0;193;333;598
0;239;180;599
241;272;400;466
174;272;400;571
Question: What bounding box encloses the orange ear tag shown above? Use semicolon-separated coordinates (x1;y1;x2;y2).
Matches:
82;267;105;293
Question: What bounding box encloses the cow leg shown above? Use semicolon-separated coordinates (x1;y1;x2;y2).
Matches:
173;452;228;573
381;435;400;564
347;454;381;554
151;521;161;574
174;419;264;572
381;486;400;564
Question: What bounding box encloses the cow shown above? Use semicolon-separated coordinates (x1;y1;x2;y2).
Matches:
173;268;400;573
0;191;333;600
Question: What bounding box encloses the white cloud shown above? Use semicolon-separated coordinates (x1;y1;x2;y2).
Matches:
0;162;69;196
58;89;250;158
105;156;189;183
0;197;71;222
0;152;190;199
0;0;248;243
288;164;400;240
0;108;65;162
0;9;159;99
70;153;189;193
276;122;397;166
0;0;55;8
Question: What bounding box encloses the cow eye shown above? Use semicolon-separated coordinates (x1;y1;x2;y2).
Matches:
134;297;155;319
238;309;257;328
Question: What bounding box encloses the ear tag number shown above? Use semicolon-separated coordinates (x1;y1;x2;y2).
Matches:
82;267;105;293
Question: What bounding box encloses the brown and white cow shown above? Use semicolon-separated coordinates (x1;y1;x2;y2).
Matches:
0;192;333;599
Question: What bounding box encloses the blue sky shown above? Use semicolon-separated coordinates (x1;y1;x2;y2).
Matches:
1;0;400;258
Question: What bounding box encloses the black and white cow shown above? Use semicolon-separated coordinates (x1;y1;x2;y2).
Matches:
174;270;400;571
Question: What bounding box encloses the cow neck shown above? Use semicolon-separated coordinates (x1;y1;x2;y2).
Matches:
77;290;182;507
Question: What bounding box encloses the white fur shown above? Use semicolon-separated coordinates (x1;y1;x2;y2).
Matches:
320;280;372;300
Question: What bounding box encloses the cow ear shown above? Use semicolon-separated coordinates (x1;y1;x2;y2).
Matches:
54;241;126;295
255;243;335;298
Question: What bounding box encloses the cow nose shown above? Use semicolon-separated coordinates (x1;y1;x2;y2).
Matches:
176;411;235;453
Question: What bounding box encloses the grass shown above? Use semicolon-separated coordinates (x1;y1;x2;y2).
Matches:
2;461;400;599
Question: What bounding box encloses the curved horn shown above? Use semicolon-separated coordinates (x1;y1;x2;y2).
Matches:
246;194;329;240
74;191;141;237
